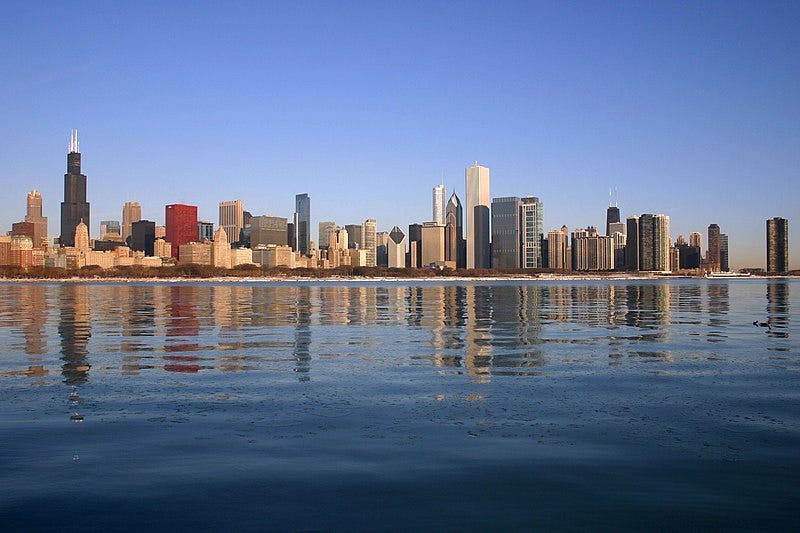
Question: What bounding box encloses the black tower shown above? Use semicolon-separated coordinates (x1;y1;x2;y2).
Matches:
60;130;90;247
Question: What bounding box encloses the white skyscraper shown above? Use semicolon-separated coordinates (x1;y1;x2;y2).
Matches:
465;162;490;269
432;183;446;225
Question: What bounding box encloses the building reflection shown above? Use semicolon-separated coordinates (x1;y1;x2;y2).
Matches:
58;284;91;385
706;282;730;343
766;280;790;340
293;285;313;380
464;285;493;381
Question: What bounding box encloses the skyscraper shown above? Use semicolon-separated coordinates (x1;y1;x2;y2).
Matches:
767;217;789;273
465;162;490;269
165;204;198;259
362;219;377;267
388;226;406;268
122;201;141;244
294;193;311;255
491;197;521;269
547;227;569;270
219;200;244;246
638;214;656;271
606;205;620;237
720;234;729;272
689;231;703;250
60;130;90;247
345;224;362;249
654;214;671;271
707;224;721;272
626;216;639;271
131;220;156;257
445;192;465;269
318;221;337;249
251;216;289;247
24;190;48;248
520;196;544;269
421;222;445;265
432;183;446;225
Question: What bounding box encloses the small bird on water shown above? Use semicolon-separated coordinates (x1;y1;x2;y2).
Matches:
753;320;772;330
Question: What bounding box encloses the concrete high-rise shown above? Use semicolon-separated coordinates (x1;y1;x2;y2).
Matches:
689;231;703;250
520;196;544;269
212;227;231;268
294;194;311;255
251;216;288;247
547;226;569;270
219;200;244;246
122;201;141;244
491;197;521;269
445;192;465;269
654;214;671;271
767;217;789;273
24;190;48;248
165;204;198;260
345;224;362;249
432;183;446;225
707;224;721;272
60;130;90;247
465;162;490;269
318;221;337;249
362;219;377;267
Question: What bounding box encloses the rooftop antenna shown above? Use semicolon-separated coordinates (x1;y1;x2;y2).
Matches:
609;187;613;207
614;187;619;208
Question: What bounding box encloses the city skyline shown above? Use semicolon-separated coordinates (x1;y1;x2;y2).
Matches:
2;2;799;269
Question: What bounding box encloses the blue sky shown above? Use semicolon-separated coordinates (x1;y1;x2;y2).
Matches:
2;0;799;269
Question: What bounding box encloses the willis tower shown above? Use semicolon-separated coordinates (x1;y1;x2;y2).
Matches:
60;130;90;247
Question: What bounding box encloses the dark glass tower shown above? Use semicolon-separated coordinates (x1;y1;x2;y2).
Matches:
445;192;465;269
606;206;620;237
767;217;789;273
294;193;311;255
60;130;90;247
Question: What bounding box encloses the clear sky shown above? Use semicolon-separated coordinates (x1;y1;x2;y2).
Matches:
2;0;799;269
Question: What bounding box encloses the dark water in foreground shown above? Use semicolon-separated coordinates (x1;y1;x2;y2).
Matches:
0;279;798;531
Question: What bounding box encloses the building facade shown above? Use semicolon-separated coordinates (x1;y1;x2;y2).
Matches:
122;201;141;244
767;217;789;273
219;200;244;246
294;193;311;255
491;197;521;269
465;162;490;269
165;204;198;260
388;226;406;268
251;216;288;247
25;190;48;248
60;130;90;247
131;220;156;257
432;183;446;225
520;196;544;269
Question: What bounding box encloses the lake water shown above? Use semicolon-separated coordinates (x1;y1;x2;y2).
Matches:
0;279;798;531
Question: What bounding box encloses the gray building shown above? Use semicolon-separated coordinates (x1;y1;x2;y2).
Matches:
625;216;639;271
251;215;288;247
345;224;362;249
198;221;214;242
294;193;311;255
491;197;521;269
465;162;490;268
767;217;789;273
445;192;465;269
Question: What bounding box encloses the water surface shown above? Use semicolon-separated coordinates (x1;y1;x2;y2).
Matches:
0;279;798;530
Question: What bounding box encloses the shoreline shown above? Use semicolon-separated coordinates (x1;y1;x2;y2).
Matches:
0;274;793;284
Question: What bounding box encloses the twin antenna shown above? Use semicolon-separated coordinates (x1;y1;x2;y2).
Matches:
609;187;619;208
68;129;80;154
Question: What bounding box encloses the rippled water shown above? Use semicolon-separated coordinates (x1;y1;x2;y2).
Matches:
0;279;798;531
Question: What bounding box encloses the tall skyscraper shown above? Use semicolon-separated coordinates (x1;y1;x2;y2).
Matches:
606;204;620;237
720;234;729;272
520;196;544;269
654;214;671;271
689;231;703;250
626;216;639;271
388;226;406;268
24;190;48;248
294;193;311;255
432;183;446;225
547;227;569;271
345;224;362;249
707;224;721;272
122;201;141;244
465;162;490;269
60;130;90;247
362;219;377;267
445;192;465;269
491;197;521;269
767;217;789;273
165;204;198;259
219;200;244;246
638;214;656;271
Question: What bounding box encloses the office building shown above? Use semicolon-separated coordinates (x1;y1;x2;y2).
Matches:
677;244;702;270
318;222;337;249
612;231;626;269
720;234;729;272
60;130;90;247
345;224;362;249
606;205;620;237
212;227;231;268
24;190;48;248
432;183;446;225
294;193;311;255
707;224;721;272
625;216;639;271
388;226;406;268
654;214;671;271
689;231;703;250
376;231;389;267
491;197;521;269
445;192;465;269
421;222;445;266
767;217;789;273
122;201;141;244
198;221;214;242
573;235;615;271
408;223;422;268
250;216;288;247
219;200;244;245
165;204;198;260
520;196;544;269
100;220;120;237
131;220;156;257
465;162;490;268
362;219;377;266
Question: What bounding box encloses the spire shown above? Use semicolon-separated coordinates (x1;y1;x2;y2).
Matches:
68;129;80;154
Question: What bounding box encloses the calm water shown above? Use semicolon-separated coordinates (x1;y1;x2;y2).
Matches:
0;279;798;531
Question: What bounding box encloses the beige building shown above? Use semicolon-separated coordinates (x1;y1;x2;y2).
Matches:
362;219;377;267
253;244;295;268
231;248;253;267
421;222;445;266
350;248;369;267
25;190;48;248
179;242;212;265
154;238;172;259
219;200;244;245
465;162;490;269
211;227;231;268
547;226;570;270
122;201;142;243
